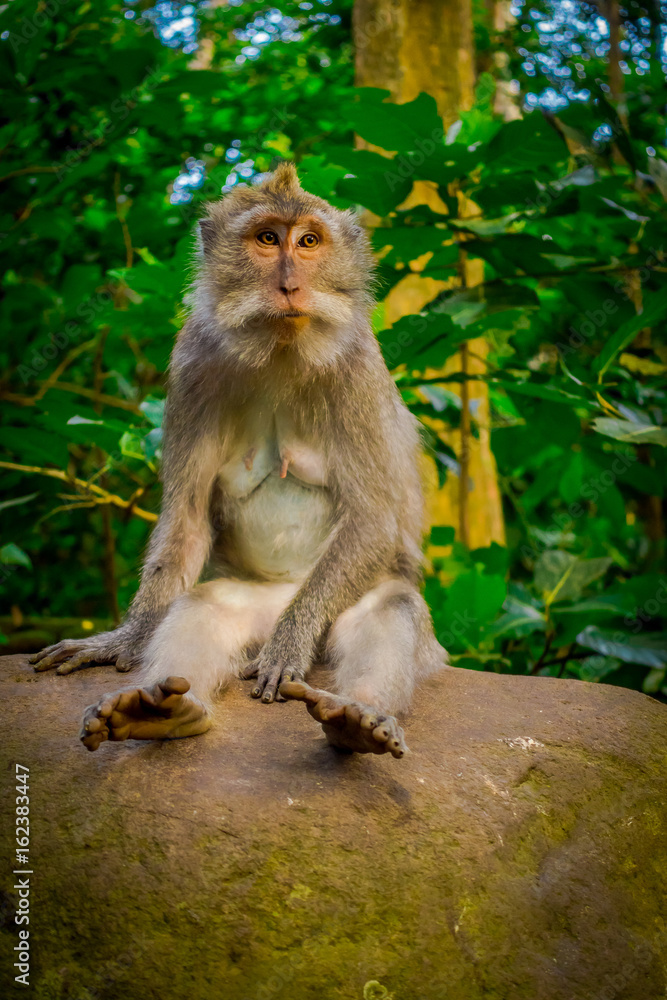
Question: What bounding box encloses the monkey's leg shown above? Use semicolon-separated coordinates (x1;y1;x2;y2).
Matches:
80;580;297;751
281;579;446;759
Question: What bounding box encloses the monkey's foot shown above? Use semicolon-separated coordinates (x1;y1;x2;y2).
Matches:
279;681;408;759
80;676;211;752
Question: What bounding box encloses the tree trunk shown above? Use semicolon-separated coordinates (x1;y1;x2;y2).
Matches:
353;0;505;549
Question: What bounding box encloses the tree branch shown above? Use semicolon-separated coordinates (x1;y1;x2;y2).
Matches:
1;381;142;414
0;461;157;523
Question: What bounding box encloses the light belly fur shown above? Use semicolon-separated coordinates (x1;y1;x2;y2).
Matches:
226;472;332;582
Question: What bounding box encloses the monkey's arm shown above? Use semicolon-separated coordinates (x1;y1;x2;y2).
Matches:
245;504;397;701
30;363;221;675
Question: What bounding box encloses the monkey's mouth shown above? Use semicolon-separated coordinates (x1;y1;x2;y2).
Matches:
277;310;308;318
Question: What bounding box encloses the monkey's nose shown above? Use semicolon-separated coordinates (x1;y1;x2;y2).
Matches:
280;279;299;295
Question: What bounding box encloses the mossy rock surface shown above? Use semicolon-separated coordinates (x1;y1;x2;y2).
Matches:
1;653;666;1000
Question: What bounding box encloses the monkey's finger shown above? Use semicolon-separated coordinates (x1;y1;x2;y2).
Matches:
29;644;59;665
56;650;104;675
259;669;282;703
32;643;82;671
30;640;79;664
240;661;259;680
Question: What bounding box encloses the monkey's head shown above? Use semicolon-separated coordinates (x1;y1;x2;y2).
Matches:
196;163;375;369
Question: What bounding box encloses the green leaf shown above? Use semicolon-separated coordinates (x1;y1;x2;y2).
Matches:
485;115;567;169
67;415;131;434
0;492;38;513
0;543;32;569
139;397;165;428
378;310;461;369
551;595;627;617
450;213;521;236
342;89;443;154
484;597;546;641
594;287;667;377
435;571;507;649
119;431;149;464
500;380;594;407
428;283;540;329
534;551;612;605
576;627;667;669
643;668;666;694
66;414;131;452
559;452;586;504
430;526;455;546
337;169;411;217
372;226;452;268
470;542;509;576
134;246;164;267
591;417;667;447
577;655;623;682
0;427;69;466
144;427;163;461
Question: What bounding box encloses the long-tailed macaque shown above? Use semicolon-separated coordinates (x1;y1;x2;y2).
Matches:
31;163;446;758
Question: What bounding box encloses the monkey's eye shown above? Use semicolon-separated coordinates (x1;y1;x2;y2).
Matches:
298;232;319;248
256;230;279;247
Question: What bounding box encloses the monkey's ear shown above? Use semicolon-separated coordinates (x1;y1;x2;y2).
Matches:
198;218;217;254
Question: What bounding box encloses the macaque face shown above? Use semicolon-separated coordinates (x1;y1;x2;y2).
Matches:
245;214;330;331
199;165;375;365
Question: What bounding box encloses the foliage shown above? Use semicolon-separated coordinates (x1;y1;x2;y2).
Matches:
1;0;665;695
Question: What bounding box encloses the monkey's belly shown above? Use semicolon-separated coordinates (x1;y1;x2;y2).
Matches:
226;473;332;582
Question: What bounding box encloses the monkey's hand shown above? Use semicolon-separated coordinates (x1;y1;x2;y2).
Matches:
29;622;149;676
240;644;306;704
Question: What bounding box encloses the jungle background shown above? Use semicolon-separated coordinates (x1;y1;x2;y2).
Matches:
0;0;666;695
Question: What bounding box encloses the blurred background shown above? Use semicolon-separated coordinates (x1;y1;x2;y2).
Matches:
0;0;666;694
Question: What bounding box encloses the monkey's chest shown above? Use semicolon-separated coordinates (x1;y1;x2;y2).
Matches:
217;423;332;582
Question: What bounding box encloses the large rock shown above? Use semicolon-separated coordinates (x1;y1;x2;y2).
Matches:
1;654;666;1000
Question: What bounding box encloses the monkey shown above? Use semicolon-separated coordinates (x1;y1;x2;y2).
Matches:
30;162;447;759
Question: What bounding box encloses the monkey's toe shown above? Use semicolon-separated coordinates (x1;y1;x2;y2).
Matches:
79;678;210;752
279;682;408;759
